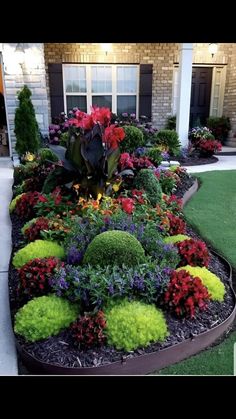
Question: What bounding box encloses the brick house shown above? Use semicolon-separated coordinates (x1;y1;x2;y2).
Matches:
0;42;236;158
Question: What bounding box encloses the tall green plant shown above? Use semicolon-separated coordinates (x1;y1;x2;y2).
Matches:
14;85;40;155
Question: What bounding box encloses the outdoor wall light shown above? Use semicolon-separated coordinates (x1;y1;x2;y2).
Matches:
100;43;112;55
208;43;218;58
15;43;25;66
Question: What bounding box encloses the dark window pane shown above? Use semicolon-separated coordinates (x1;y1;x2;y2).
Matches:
117;96;136;115
92;95;112;109
66;96;87;114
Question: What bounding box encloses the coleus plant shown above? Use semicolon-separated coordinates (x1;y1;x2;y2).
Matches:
47;107;125;199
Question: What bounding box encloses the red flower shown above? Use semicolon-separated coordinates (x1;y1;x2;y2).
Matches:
104;125;125;149
117;197;135;214
177;238;210;267
91;106;111;127
68;118;80;127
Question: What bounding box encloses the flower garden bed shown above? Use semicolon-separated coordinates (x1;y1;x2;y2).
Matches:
9;106;236;375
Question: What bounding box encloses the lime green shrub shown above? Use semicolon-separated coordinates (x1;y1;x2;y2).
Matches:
13;240;65;268
154;129;181;156
38;148;59;163
104;299;168;351
9;193;25;213
164;235;191;245
134;169;162;206
119;125;145;153
14;295;79;342
177;265;225;301
83;230;145;267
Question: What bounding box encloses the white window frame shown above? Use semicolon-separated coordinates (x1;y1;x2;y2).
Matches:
62;64;139;116
172;64;227;118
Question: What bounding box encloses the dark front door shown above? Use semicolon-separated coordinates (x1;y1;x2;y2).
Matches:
189;67;212;128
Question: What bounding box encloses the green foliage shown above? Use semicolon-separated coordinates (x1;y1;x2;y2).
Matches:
146;148;163;166
14;85;40;155
119;125;145;153
14;294;79;342
206;116;231;144
104;299;168;351
83;230;146;267
165;115;176;130
13;162;39;185
154;129;181;156
21;218;37;235
12;240;65;268
59;132;69;147
9;193;25;213
177;265;225;301
164;234;190;245
134;169;162;206
38;148;59;163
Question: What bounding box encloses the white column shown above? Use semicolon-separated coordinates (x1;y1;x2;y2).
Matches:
176;43;193;148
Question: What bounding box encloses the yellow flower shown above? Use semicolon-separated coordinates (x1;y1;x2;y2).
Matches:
24;152;35;162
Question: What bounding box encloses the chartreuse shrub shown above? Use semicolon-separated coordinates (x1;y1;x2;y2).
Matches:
9;193;25;213
177;265;225;301
13;240;65;268
14;295;79;342
38;148;59;163
119;125;145;154
164;234;190;245
83;230;145;267
134;169;162;206
104;299;168;351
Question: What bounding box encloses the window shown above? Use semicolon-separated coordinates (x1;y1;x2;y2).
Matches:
63;64;139;116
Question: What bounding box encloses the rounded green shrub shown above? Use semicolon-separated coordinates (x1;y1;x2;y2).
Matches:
104;299;168;351
177;265;225;301
83;230;145;267
9;193;25;213
14;294;79;342
38;148;59;163
164;234;190;245
134;169;162;206
154;129;181;156
13;240;65;268
119;125;145;153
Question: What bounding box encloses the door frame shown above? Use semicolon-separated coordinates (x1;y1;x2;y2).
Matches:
0;52;12;157
172;64;227;119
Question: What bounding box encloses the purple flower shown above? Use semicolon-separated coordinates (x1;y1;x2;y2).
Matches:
122;112;128;117
130;113;136;118
67;245;84;265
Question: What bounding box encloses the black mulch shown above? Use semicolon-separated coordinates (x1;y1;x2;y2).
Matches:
177;155;218;166
174;172;195;198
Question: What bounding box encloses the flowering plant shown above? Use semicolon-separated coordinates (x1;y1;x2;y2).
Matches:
176;238;210;267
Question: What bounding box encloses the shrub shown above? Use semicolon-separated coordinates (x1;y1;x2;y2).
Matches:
13;240;65;268
15;191;41;220
104;299;168;351
119;125;145;154
166;213;186;235
14;85;40;155
21;218;37;235
83;230;145;267
146;148;163;166
70;310;107;348
14;295;79;342
177;266;225;301
50;263;173;308
165;115;176;130
177;238;210;267
206;116;231;144
164;270;210;318
134;169;162;206
164;234;190;245
23;217;50;242
38;148;59;163
154;130;181;156
9;193;25;213
18;257;63;299
155;169;180;195
13;162;40;185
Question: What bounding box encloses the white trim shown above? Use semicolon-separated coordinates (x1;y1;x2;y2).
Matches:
0;52;11;157
172;63;227;120
62;63;139;116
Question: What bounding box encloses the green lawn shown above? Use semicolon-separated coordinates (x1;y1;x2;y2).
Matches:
154;170;236;375
155;331;236;375
184;170;236;269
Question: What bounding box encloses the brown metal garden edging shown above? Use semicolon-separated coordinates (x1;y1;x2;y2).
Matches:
14;177;236;375
181;178;199;208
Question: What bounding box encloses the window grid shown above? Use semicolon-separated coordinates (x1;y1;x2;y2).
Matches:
63;64;139;116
